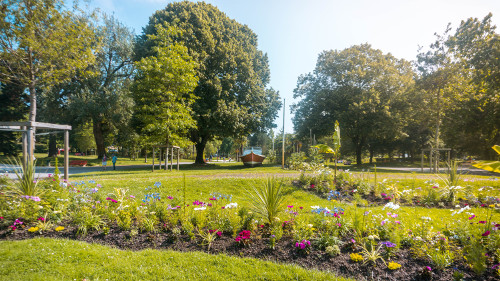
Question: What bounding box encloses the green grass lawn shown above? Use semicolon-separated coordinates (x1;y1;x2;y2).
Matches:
0;238;350;281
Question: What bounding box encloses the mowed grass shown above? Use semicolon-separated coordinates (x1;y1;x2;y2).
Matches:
0;238;351;281
66;165;499;229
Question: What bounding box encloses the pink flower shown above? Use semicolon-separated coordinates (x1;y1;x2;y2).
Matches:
478;221;486;224
391;214;398;218
336;223;342;227
426;266;432;271
351;239;356;243
469;215;475;220
395;220;401;224
310;184;315;188
381;193;387;197
482;230;490;236
167;196;173;200
295;242;299;247
0;217;3;220
10;226;16;231
387;212;392;216
299;206;303;210
216;231;222;237
221;206;225;209
37;217;45;221
287;205;293;208
432;185;438;189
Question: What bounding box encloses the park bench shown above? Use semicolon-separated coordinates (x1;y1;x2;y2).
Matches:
69;160;87;167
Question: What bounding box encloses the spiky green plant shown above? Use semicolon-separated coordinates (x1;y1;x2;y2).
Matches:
7;158;43;197
246;177;285;226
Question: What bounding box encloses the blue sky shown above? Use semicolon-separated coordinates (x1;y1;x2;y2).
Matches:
87;0;500;133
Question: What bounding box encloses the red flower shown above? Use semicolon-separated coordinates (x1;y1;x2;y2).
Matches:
478;221;486;224
482;230;490;236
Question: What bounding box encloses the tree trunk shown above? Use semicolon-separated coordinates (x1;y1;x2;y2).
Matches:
48;134;58;157
356;144;363;167
93;119;106;159
195;138;208;164
369;147;374;164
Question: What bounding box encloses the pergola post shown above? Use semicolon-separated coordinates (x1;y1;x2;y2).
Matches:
165;148;168;171
64;130;69;181
159;148;162;170
170;147;173;171
421;150;424;173
22;126;27;169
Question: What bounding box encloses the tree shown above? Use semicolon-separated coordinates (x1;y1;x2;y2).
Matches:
292;44;414;166
131;26;198;148
67;14;134;159
444;13;500;159
0;0;97;156
137;2;281;164
0;81;28;156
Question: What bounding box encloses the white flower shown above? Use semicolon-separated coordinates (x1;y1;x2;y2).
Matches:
311;206;320;209
194;207;206;211
383;202;400;210
225;202;238;209
421;216;431;221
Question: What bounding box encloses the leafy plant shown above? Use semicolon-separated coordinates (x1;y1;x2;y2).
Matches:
325;245;341;257
246;177;285;226
73;208;105;236
197;228;218;252
140;216;158;233
464;238;487;275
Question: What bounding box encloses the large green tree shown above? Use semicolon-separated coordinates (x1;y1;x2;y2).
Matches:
66;14;135;159
131;26;198;148
444;13;500;159
292;44;414;165
137;2;281;164
0;0;96;156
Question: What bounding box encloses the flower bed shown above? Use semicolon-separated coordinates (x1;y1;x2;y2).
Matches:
0;175;499;280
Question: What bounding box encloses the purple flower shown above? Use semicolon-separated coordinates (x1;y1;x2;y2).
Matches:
381;241;396;248
482;230;490;236
167;196;173;200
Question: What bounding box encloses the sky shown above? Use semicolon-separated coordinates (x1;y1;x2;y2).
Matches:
86;0;500;133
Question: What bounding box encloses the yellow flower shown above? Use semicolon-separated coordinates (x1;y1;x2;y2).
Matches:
350;253;363;262
489;204;495;208
28;227;39;233
388;262;402;270
55;226;65;232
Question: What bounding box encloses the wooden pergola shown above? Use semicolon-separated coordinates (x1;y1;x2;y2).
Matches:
421;148;451;173
0;121;71;180
151;145;180;172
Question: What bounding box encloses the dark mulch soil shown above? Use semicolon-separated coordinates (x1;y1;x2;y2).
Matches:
1;226;498;281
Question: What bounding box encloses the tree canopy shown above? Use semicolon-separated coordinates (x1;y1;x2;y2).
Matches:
136;1;281;164
292;44;414;165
